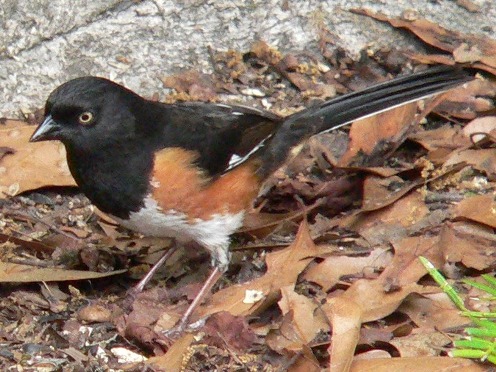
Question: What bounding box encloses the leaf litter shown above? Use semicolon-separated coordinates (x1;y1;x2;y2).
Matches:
2;11;496;371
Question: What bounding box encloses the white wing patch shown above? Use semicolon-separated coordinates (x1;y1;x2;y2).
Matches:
228;154;242;165
226;134;273;171
212;103;276;171
214;103;267;117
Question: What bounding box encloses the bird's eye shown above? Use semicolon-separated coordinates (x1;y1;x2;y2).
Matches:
78;112;94;125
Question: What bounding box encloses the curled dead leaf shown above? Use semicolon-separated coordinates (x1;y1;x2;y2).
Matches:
0;120;76;197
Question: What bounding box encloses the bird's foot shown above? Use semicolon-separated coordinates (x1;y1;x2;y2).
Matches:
162;317;208;339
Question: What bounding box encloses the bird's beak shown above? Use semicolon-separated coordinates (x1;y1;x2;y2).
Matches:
30;115;61;142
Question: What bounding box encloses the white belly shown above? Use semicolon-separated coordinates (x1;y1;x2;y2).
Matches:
112;197;244;267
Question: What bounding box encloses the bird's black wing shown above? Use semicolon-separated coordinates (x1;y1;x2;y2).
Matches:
144;66;471;179
149;102;282;176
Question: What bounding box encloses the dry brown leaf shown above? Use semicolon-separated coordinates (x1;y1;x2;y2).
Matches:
384;235;443;287
0;233;54;254
240;209;304;237
323;280;424;372
361;175;424;212
434;79;496;120
266;310;316;353
344;192;430;245
399;292;469;330
162;70;218;102
339;103;418;165
324;296;362;372
353;8;496;74
353;350;392;361
408;53;456;66
454;193;496;228
344;280;424;324
439;222;496;270
0;262;126;282
202;312;257;351
146;333;195;371
409;126;469;153
445;149;496;180
350;356;486;371
320;233;448;369
287;348;321;372
462;116;496;143
191;220;318;320
358;323;400;345
355;166;405;178
268;285;329;351
390;330;449;358
0;120;76;197
303;247;393;292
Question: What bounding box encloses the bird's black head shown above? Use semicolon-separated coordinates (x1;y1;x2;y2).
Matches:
30;76;144;150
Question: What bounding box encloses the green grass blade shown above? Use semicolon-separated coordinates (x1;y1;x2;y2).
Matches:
419;256;466;311
463;279;496;297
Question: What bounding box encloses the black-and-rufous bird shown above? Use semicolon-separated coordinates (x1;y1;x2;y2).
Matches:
29;65;471;332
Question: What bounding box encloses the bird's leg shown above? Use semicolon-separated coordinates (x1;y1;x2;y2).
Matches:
128;240;178;297
169;266;222;335
164;244;229;337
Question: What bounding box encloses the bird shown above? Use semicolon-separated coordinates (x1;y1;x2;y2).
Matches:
30;65;471;333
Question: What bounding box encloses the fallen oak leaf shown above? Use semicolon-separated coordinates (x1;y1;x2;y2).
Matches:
462;116;496;143
350;355;487;371
162;70;218;102
0;233;54;254
454;193;496;228
324;280;425;372
266;285;329;353
390;331;455;358
303;247;393;292
0;261;126;282
407;53;456;66
342;192;430;246
240;198;325;238
338;103;418;166
398;292;469;331
352;8;496;74
146;333;195;371
433;78;496;120
361;175;424;212
202;311;257;352
0;120;76;197
193;219;318;321
444;149;496;180
438;222;496;271
382;235;444;287
322;234;445;371
286;347;321;372
408;125;470;154
324;295;362;372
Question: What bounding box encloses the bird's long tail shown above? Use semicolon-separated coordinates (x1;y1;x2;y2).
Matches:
258;65;472;177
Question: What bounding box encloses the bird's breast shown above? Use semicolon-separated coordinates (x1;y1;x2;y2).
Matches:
149;147;261;220
112;147;262;253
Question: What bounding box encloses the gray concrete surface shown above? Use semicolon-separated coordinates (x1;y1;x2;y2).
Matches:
1;0;494;118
